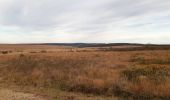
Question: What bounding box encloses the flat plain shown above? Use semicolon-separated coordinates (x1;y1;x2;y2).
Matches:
0;44;170;100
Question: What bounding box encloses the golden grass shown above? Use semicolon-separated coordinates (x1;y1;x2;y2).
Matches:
0;48;170;99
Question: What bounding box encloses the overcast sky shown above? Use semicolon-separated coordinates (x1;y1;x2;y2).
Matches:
0;0;170;43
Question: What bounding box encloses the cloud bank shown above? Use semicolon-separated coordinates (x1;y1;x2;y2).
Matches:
0;0;170;43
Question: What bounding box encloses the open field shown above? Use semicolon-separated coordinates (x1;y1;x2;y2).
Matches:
0;44;170;100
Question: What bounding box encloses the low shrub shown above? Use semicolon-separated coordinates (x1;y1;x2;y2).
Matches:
1;51;9;54
120;66;170;99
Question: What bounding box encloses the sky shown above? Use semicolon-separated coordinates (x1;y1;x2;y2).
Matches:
0;0;170;44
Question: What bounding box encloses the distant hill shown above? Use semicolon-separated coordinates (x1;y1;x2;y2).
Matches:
36;43;170;51
40;43;145;48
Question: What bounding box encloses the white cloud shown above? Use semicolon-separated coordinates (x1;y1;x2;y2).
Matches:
0;0;170;43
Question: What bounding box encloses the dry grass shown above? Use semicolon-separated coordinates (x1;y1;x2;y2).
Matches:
121;66;170;99
0;46;170;100
1;52;122;94
0;88;45;100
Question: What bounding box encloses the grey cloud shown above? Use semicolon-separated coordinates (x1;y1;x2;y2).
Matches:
0;0;170;43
